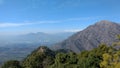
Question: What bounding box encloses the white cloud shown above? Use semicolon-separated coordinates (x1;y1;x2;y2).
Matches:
0;23;25;27
64;29;81;32
0;16;102;28
0;20;60;28
34;20;60;24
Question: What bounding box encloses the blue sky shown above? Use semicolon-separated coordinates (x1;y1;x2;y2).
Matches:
0;0;120;35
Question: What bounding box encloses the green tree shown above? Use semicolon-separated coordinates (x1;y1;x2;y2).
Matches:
1;60;22;68
22;46;55;68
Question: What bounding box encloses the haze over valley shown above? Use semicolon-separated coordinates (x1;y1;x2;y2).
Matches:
0;32;74;64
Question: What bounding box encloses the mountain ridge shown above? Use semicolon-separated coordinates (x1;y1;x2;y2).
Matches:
53;20;120;53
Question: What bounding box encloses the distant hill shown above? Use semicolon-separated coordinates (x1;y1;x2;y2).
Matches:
0;32;74;65
0;32;74;46
53;20;120;53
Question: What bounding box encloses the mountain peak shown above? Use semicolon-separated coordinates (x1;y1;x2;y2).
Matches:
96;20;114;25
37;46;50;53
99;20;111;22
94;20;118;28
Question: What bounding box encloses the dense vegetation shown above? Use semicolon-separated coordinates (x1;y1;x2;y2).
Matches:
1;35;120;68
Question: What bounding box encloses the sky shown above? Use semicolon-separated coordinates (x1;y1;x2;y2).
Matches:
0;0;120;35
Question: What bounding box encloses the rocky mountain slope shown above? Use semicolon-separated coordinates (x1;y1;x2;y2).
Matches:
53;20;120;53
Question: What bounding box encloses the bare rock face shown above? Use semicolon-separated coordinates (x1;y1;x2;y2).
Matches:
53;20;120;53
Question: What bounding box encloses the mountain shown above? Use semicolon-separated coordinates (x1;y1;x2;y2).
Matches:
53;20;120;53
19;32;74;44
0;32;74;46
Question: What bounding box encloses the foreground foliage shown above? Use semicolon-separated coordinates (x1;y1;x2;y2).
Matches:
1;60;22;68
